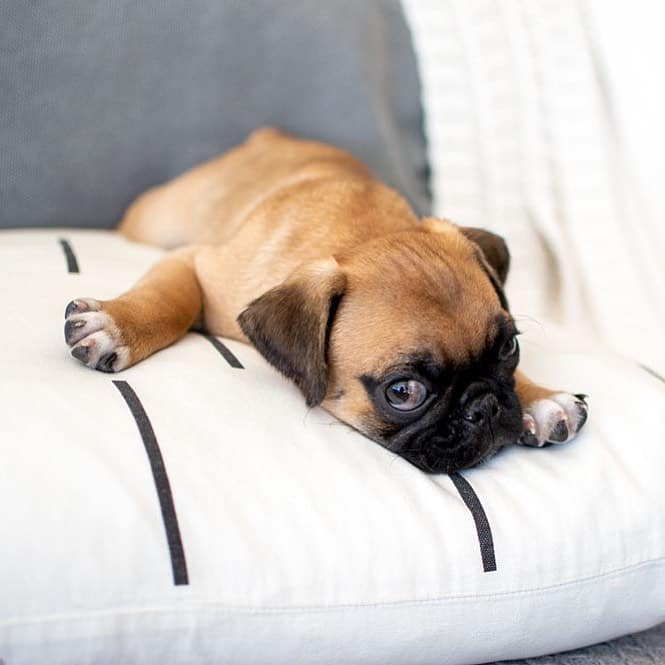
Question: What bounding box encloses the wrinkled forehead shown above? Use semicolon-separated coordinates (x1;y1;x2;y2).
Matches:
335;243;507;372
340;296;506;371
342;230;499;299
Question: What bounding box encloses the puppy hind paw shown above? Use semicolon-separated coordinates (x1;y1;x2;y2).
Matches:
64;299;130;372
519;393;588;447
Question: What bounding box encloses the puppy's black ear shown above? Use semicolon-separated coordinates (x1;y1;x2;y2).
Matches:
237;259;346;407
459;227;510;286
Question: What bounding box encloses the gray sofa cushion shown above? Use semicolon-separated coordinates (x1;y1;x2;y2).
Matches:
494;621;665;665
1;0;429;229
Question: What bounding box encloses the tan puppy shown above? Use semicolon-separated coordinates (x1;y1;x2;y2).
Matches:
64;128;588;473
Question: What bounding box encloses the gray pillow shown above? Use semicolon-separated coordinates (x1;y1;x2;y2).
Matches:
0;0;430;229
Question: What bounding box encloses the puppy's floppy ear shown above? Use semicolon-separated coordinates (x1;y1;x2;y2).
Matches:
458;227;510;286
237;259;346;407
422;218;510;285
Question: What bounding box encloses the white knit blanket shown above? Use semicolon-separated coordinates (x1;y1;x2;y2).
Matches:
402;0;665;374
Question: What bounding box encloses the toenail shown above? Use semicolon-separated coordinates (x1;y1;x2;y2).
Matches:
97;352;117;373
71;345;90;363
523;414;536;435
65;301;80;318
549;419;569;442
576;405;588;430
64;319;84;343
519;431;539;447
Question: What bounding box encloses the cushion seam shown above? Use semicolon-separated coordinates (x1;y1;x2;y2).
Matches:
2;556;664;627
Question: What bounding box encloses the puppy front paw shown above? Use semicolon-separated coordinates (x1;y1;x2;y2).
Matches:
64;298;130;372
519;393;588;447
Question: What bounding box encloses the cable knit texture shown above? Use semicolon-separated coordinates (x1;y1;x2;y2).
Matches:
402;0;665;374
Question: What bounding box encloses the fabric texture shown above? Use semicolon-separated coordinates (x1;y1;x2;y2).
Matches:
0;0;430;230
1;229;663;665
401;0;665;375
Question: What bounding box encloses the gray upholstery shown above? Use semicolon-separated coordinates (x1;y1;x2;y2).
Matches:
1;0;429;229
494;622;665;665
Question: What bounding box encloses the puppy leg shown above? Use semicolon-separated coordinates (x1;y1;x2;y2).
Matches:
64;247;202;372
514;370;588;447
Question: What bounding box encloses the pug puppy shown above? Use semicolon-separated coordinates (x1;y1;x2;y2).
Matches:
64;128;588;473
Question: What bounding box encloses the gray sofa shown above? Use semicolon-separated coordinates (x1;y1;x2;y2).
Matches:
1;0;429;230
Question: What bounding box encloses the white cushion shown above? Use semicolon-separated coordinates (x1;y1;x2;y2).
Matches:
1;229;664;665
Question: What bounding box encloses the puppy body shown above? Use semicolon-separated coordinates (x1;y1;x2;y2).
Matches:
64;128;588;472
120;128;417;339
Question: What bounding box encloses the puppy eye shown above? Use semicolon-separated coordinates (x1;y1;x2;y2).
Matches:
385;380;428;411
499;335;519;360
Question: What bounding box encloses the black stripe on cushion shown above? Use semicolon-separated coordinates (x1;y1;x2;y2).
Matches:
450;473;497;573
639;363;665;385
113;380;189;586
200;333;244;369
58;238;79;273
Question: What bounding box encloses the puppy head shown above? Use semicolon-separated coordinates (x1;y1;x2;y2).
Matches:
238;219;523;473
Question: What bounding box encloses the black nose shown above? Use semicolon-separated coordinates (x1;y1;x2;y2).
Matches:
463;392;500;424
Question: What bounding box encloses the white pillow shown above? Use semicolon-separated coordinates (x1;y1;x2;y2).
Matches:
1;230;664;665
